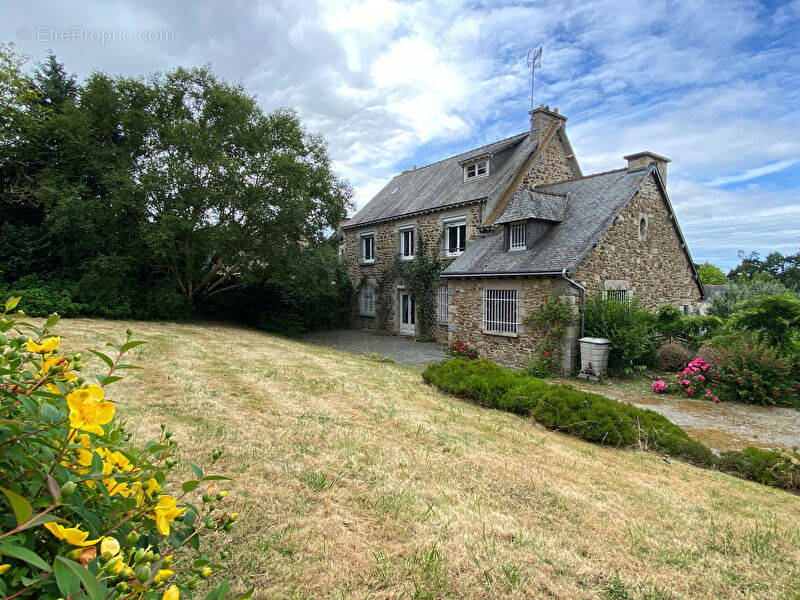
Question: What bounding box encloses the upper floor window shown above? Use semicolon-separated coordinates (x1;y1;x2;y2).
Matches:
446;220;466;255
509;222;526;251
361;233;375;263
399;227;414;260
464;159;488;180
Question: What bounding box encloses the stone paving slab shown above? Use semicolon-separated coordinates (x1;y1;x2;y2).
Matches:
298;329;447;366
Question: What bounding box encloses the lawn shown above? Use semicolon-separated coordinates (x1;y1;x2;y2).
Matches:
58;319;800;599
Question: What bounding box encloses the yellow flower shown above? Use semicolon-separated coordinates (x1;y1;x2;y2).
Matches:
163;585;179;600
44;522;102;547
107;555;127;575
0;563;10;575
100;536;120;558
154;568;174;583
40;353;77;393
26;336;60;353
150;495;186;536
67;385;114;435
132;478;160;507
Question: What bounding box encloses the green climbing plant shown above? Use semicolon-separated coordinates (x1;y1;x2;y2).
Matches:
373;234;442;339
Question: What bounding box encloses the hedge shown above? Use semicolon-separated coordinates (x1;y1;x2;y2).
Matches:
423;358;800;492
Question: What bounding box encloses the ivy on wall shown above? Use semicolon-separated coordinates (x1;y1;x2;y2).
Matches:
367;234;442;339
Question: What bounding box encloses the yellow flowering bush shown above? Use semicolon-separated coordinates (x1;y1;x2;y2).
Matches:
0;296;249;599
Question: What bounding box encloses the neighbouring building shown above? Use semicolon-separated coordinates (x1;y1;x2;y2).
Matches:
342;104;704;371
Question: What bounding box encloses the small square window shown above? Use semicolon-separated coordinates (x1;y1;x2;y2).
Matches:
464;159;489;180
361;234;375;263
509;222;526;251
607;289;633;303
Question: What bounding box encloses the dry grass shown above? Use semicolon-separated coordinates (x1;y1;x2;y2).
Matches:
58;319;800;599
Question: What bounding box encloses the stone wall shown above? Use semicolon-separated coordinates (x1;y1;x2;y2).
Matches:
344;203;482;335
571;171;703;311
446;276;581;371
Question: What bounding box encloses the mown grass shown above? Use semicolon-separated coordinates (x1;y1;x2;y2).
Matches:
58;319;800;599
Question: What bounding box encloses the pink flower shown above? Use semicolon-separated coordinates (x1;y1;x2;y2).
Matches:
713;397;720;403
680;379;690;386
686;387;693;395
652;380;667;393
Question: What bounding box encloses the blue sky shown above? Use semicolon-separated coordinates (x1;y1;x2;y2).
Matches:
3;0;799;270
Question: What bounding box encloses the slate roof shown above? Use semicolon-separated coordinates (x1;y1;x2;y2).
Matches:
493;189;567;224
343;132;531;228
443;167;652;276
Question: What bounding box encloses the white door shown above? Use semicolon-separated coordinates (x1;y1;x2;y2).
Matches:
399;292;415;335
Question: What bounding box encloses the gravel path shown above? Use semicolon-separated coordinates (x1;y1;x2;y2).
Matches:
298;329;447;366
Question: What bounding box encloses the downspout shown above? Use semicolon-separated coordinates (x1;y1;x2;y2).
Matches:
561;268;585;337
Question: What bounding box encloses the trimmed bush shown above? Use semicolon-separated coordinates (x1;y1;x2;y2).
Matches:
423;358;714;465
657;341;694;372
424;358;800;492
717;447;800;490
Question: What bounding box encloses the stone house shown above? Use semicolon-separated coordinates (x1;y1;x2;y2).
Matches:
341;105;704;371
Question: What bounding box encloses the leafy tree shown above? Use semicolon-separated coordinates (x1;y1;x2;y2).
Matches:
697;261;727;285
729;249;800;291
708;276;792;318
138;67;351;303
729;293;800;352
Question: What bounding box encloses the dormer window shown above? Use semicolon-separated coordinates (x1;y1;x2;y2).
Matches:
509;222;526;251
464;159;488;180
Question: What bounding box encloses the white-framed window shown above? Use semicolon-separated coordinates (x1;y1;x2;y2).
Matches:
399;227;414;260
606;289;633;303
446;221;466;255
464;159;488;180
509;222;526;251
361;233;375;263
483;289;519;334
359;283;375;316
437;284;449;325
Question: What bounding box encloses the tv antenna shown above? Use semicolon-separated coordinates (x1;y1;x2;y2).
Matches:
526;46;542;112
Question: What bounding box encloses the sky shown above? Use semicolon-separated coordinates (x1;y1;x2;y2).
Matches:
3;0;799;270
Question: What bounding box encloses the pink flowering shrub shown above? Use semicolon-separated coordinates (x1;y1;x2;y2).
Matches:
676;356;719;401
651;380;667;393
448;338;478;359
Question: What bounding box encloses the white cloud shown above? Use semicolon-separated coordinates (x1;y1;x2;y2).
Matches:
3;0;799;264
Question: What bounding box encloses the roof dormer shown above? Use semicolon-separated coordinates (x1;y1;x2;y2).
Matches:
459;154;490;181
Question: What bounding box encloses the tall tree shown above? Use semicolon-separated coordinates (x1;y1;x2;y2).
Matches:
138;67;351;303
33;52;77;109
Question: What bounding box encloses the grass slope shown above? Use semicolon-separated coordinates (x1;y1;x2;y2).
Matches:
59;319;800;600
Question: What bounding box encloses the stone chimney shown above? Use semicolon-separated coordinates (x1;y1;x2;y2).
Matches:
529;104;567;146
624;151;670;185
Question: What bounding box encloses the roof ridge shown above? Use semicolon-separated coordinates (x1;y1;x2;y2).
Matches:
397;131;529;175
538;167;629;188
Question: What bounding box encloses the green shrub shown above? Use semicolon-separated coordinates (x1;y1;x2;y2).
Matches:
728;293;800;353
657;341;694;372
582;295;657;375
424;358;800;491
0;276;87;317
423;358;714;465
652;304;723;350
0;297;242;598
710;332;799;408
708;278;791;319
717;446;800;490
